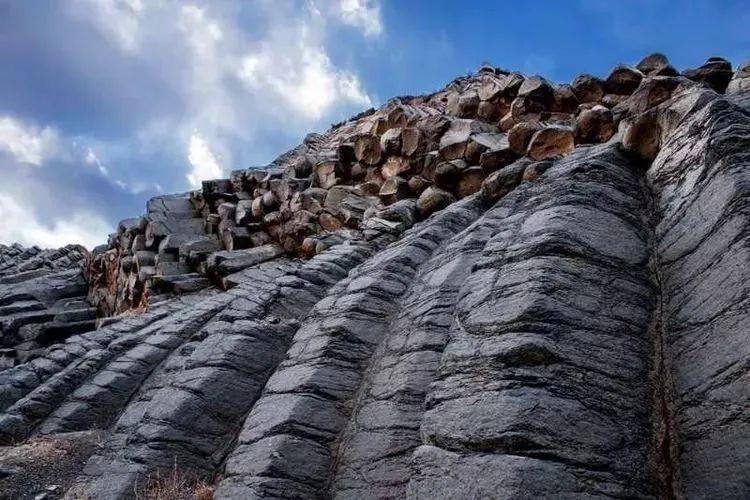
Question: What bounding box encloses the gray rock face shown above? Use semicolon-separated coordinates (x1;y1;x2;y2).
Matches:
0;244;93;366
0;56;748;500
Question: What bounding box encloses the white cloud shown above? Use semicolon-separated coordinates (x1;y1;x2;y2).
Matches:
186;132;223;188
0;193;112;249
0;116;60;166
238;43;371;120
337;0;383;37
85;147;109;176
71;0;145;54
236;4;372;120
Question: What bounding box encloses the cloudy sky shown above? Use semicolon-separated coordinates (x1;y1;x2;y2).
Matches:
1;0;748;248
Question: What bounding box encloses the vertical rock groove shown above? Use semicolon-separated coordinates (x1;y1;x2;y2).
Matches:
643;177;682;500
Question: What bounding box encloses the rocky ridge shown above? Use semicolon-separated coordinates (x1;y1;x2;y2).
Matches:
0;53;748;499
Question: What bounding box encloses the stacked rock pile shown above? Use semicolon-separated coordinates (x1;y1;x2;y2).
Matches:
85;53;744;315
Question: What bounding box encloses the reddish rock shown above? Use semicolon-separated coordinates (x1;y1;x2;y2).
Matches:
526;126;575;160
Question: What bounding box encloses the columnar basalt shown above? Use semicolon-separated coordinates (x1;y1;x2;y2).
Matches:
0;54;748;499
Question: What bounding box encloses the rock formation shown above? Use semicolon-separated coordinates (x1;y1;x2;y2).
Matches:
0;53;748;499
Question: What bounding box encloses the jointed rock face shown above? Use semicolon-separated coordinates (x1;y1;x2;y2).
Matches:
0;54;749;499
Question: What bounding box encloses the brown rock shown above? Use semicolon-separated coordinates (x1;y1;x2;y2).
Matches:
457;166;487;198
357;181;382;197
300;237;319;258
447;90;480;118
465;132;507;165
401;127;423;156
480;161;526;201
683;57;733;93
499;112;516;132
508;122;542;155
526;126;575;160
499;72;525;97
517;75;554;105
574;105;616;144
522;160;554;183
551;85;579;113
434;160;465;189
636;53;678;76
381;156;412;178
510;95;545;122
379;176;410;204
217;202;236;222
476;99;504;123
221;226;253;251
416;186;456;218
479;144;519;173
314;160;339;189
261;190;280;210
601;93;629;108
380;127;403;156
605;65;644;95
300;188;328;214
354;134;382;165
318;212;344;232
627;76;683;115
622;112;661;161
571;74;605;103
408;175;431;196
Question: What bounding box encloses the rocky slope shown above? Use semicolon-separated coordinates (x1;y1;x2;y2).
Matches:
0;53;748;499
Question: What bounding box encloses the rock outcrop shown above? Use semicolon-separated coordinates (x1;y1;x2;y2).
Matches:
0;244;93;369
1;54;749;499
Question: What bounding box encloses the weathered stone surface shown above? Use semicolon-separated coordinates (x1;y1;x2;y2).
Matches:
571;73;605;103
526;125;575;160
1;54;747;500
683;56;734;93
508;121;541;154
605;65;644;95
574;105;616;144
416;186;456;218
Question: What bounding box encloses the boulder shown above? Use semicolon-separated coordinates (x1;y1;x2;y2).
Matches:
574;105;616;144
683;57;733;93
354;134;382;165
480;160;527;201
571;74;605;103
605;65;644;95
381;156;412;178
727;61;750;94
526;126;575;160
457;166;487;198
517;75;554;106
408;175;431;196
508;122;542;155
380;127;403;156
636;53;678;76
551;85;579;113
379;176;411;205
314;160;339;189
416;186;456;218
434;160;465;189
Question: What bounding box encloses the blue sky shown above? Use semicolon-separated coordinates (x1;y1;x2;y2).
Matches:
0;0;747;248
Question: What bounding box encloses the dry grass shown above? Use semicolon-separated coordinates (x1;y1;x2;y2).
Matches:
136;463;214;500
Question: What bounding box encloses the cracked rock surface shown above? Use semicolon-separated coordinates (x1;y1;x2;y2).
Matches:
0;54;749;499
